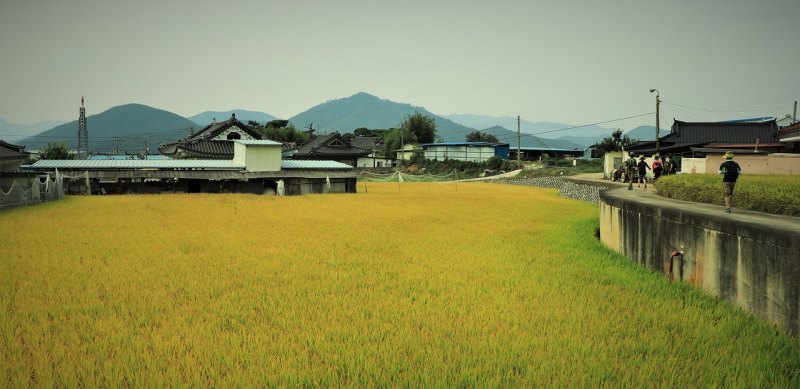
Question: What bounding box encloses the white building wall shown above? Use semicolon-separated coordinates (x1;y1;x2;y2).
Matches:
681;158;707;174
357;156;392;168
424;145;496;162
603;151;624;178
234;143;282;171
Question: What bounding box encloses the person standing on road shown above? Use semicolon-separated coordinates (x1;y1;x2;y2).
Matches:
652;155;665;180
637;156;650;188
719;151;742;213
625;151;638;190
665;156;678;175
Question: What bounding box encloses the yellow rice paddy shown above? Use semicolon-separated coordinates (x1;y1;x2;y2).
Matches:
1;182;798;386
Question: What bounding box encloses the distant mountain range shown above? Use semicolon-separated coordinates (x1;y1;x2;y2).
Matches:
188;110;278;126
288;93;583;148
626;125;658;141
0;118;66;143
443;113;618;147
19;104;197;153
477;126;584;150
7;92;661;153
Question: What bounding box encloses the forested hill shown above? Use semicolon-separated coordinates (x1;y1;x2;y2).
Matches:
20;104;198;153
288;92;473;137
188;110;278;126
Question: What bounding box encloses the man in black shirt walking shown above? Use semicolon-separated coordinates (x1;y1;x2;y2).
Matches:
719;151;742;213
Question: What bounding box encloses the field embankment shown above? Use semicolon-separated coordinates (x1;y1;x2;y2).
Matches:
1;183;798;386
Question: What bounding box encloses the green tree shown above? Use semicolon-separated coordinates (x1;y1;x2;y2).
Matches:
266;119;289;128
485;155;503;170
383;127;417;157
38;141;74;160
252;122;309;143
465;131;499;143
400;112;436;144
594;129;637;155
353;127;388;138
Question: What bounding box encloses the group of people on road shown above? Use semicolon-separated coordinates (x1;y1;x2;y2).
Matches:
624;152;677;190
617;150;742;213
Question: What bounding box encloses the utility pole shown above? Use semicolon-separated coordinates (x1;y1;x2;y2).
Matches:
399;128;404;169
517;115;521;167
650;89;661;154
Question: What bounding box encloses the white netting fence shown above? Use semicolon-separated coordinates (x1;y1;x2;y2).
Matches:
0;170;66;210
59;171;91;195
358;170;460;183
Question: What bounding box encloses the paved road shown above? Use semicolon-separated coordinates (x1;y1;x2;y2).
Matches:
457;169;523;182
569;173;800;232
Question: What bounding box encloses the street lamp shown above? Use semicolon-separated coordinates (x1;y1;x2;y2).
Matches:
650;89;660;154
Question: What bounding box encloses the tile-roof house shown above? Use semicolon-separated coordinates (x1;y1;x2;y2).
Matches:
158;113;263;159
0;140;31;171
627;119;784;156
292;132;373;166
350;136;384;152
777;121;800;153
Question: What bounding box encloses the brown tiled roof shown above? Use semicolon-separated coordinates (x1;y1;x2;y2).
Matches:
0;140;30;160
777;122;800;140
350;136;383;150
178;140;234;159
293;132;373;159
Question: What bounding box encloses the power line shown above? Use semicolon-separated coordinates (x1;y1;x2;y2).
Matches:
483;112;655;143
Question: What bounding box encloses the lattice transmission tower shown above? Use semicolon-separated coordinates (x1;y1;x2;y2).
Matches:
77;96;88;159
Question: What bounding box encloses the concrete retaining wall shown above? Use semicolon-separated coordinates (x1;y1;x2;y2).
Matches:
600;189;800;336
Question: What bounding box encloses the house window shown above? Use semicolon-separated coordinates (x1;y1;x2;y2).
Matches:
227;132;241;140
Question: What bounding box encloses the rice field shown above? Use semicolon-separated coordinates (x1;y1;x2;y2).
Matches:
1;182;798;386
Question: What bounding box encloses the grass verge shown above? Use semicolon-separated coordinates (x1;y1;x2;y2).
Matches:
654;174;800;216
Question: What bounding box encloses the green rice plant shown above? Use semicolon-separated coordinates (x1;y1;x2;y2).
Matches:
655;174;800;216
1;183;798;386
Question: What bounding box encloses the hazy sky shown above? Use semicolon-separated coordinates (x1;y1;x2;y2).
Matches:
1;0;798;130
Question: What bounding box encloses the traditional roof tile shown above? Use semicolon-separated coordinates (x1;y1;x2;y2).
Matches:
158;114;263;159
628;119;782;154
663;120;779;144
187;114;262;141
293;132;373;159
0;140;30;160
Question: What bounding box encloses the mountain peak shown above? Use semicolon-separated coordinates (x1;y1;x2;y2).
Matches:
349;92;379;100
289;94;471;134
